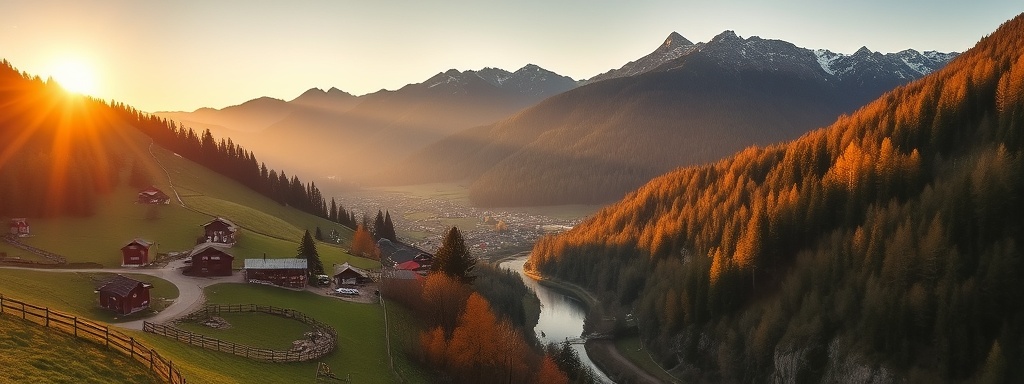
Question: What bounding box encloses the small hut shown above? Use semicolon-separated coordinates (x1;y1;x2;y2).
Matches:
200;217;237;246
333;262;372;286
8;218;29;237
121;238;153;267
137;186;171;205
187;244;234;277
244;258;308;288
97;274;152;315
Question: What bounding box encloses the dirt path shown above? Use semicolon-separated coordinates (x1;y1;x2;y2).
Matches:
587;340;666;384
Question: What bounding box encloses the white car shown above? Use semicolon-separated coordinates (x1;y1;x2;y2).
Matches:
334;288;359;296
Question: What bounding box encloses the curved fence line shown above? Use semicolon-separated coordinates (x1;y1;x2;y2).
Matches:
144;303;337;363
0;294;186;383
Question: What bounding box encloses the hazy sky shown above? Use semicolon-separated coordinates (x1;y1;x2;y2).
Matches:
1;1;1020;112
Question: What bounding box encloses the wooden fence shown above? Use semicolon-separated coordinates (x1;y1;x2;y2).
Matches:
144;303;337;363
2;235;67;264
0;294;187;383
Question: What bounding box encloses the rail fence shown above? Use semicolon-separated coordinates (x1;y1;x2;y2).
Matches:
0;294;186;383
2;235;67;264
144;303;337;363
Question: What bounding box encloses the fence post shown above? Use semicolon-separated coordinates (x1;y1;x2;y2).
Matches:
130;337;135;358
105;326;110;348
73;317;78;337
45;308;49;327
169;359;173;380
21;301;25;319
150;348;155;370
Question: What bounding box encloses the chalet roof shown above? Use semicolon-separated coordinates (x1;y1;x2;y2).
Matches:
97;274;151;297
188;243;233;259
376;239;432;265
200;217;237;231
385;269;423;281
396;260;421;271
122;238;153;250
333;262;369;278
244;258;308;270
138;186;168;197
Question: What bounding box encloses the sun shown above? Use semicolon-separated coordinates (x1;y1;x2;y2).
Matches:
50;58;99;95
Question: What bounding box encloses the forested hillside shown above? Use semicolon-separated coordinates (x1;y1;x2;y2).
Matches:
529;14;1024;382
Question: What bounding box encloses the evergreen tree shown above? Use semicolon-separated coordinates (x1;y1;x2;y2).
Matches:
383;210;398;242
431;226;476;284
315;226;324;241
373;210;386;240
296;229;325;277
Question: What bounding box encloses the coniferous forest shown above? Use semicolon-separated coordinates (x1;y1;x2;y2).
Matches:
530;14;1024;382
0;60;357;228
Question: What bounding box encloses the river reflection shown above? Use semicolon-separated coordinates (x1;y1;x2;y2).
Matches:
501;256;614;384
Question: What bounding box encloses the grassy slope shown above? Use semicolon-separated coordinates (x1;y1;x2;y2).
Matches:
14;127;374;270
0;314;160;384
0;269;178;324
131;283;434;384
2;127;419;382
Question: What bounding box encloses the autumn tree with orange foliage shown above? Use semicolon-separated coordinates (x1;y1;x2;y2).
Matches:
350;224;378;260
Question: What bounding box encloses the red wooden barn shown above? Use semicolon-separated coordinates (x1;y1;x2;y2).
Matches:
137;186;171;204
97;274;152;315
244;258;308;288
187;244;234;277
121;238;152;267
200;217;237;246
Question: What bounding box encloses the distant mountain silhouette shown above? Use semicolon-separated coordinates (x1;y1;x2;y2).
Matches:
389;31;957;206
157;65;576;181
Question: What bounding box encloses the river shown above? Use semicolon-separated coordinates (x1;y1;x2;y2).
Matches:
500;255;614;384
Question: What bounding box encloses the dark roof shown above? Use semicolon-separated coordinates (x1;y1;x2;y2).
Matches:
333;262;369;278
188;243;233;259
122;238;152;250
377;239;431;265
200;217;237;231
138;186;169;197
97;274;151;297
244;258;307;270
385;269;424;281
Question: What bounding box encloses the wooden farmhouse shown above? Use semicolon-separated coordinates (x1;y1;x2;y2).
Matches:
121;238;153;267
376;239;432;268
137;186;171;205
200;217;237;246
244;258;308;288
97;274;152;316
8;218;29;237
333;262;372;286
186;244;234;277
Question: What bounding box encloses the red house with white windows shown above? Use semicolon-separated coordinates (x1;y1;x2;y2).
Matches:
97;274;152;316
186;244;234;277
200;217;237;246
121;238;152;267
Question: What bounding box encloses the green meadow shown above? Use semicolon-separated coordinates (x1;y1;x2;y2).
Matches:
0;314;160;384
128;283;434;384
0;269;178;324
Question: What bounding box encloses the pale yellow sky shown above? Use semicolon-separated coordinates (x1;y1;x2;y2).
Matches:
1;0;1019;112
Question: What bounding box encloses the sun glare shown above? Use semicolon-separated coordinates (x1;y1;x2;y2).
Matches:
50;59;99;95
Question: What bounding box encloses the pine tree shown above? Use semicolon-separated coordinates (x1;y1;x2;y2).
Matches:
315;226;324;241
431;226;476;284
383;210;397;242
297;229;325;278
373;210;386;240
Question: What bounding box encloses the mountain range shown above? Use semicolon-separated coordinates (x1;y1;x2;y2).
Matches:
391;30;957;206
156;64;577;181
159;31;956;206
